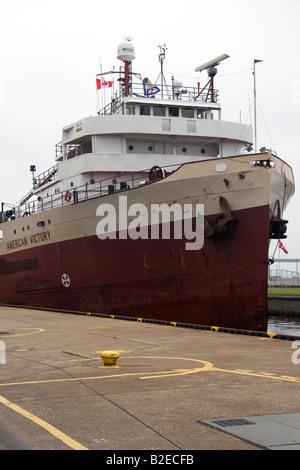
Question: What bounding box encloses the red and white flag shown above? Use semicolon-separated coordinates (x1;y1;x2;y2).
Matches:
254;59;263;64
102;80;113;88
278;240;288;254
96;79;113;90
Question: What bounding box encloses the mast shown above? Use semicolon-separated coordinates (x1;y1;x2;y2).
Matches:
157;44;167;99
253;59;262;152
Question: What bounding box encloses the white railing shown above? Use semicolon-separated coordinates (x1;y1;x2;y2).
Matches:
0;164;177;222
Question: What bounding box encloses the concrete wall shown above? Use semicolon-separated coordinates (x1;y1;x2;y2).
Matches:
268;296;300;316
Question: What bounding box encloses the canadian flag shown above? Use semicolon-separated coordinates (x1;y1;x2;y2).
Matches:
278;240;288;254
96;79;113;90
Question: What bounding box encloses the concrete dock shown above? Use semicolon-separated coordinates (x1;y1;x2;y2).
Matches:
0;305;300;451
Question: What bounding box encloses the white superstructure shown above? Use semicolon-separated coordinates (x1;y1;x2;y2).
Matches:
18;41;253;213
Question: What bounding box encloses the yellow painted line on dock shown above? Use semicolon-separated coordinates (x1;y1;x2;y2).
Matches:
0;356;299;451
0;394;88;450
87;326;109;329
1;355;300;387
0;370;199;388
0;328;44;338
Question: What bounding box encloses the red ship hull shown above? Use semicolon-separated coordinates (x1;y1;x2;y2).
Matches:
0;204;270;331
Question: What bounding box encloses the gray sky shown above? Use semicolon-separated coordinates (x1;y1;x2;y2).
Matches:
1;0;299;261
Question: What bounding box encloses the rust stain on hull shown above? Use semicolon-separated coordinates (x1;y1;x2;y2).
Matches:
0;205;270;332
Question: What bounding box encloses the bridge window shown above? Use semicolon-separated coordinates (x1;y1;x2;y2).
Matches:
182;108;194;118
196;109;207;119
126;104;135;115
211;109;220;120
140;105;150;116
169;107;179;117
153;105;166;116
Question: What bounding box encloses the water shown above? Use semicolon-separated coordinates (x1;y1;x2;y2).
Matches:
267;315;300;337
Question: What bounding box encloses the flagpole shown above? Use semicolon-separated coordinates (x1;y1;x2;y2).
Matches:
253;59;262;153
253;60;257;153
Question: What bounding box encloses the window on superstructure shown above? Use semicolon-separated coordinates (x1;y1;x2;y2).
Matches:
153;105;166;116
126;104;135;115
169;107;179;117
182;108;194;118
196;109;207;119
211;109;220;120
140;105;150;116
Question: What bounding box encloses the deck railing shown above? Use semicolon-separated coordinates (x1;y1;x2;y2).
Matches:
97;82;219;116
0;163;177;223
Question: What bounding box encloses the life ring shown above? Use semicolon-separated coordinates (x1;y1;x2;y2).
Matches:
65;190;72;202
23;211;31;217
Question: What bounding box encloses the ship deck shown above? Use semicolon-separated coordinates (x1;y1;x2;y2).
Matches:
0;305;300;452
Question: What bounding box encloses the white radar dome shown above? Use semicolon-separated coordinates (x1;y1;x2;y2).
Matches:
117;40;135;62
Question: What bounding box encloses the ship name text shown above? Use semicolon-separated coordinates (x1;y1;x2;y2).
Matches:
6;230;51;251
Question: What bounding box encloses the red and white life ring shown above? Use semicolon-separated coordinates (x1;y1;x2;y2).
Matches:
65;190;72;202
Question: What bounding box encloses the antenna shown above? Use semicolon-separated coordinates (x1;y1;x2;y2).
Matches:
117;38;135;96
194;53;229;102
195;54;229;73
156;44;168;99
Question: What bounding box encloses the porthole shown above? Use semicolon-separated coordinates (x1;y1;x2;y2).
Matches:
182;147;187;153
148;146;153;152
128;145;134;151
201;148;206;154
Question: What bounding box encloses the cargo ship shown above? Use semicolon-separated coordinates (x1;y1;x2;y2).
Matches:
0;40;295;331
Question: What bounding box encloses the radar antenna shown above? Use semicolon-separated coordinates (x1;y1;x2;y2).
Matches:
194;53;229;102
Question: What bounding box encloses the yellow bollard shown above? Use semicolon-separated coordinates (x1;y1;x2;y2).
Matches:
99;350;120;367
211;326;219;331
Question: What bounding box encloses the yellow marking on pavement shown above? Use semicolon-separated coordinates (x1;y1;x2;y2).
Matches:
0;394;88;450
0;328;44;338
0;356;299;390
87;327;108;329
0;370;199;387
211;366;300;383
0;357;211;387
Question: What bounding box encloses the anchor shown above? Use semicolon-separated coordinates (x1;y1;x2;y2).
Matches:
204;196;237;238
270;200;288;239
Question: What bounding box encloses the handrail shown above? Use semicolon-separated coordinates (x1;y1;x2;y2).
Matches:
97;82;219;116
33;165;58;189
0;163;180;223
18;165;58;206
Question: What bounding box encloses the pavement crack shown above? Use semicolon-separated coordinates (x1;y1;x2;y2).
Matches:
62;371;183;450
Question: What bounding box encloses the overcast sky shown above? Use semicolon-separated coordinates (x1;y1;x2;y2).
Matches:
0;0;299;266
